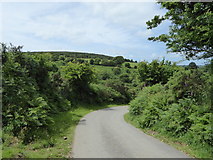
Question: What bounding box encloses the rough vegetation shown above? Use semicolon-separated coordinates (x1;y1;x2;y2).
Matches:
1;42;212;158
127;2;212;158
1;3;212;157
128;64;212;158
1;43;138;158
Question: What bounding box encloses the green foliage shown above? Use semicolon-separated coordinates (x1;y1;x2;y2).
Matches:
161;99;194;136
147;2;213;59
2;49;56;137
129;64;212;157
62;62;94;87
94;58;101;65
166;69;210;102
90;84;123;103
188;105;212;146
113;56;125;66
94;64;140;103
2;43;133;146
124;62;131;68
2;44;95;143
188;62;198;69
112;67;121;75
101;59;116;66
30;51;114;61
90;59;94;65
137;59;177;86
3;104;120;158
129;84;166;116
105;79;130;103
119;73;131;83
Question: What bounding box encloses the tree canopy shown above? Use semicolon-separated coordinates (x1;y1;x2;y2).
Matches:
146;2;213;60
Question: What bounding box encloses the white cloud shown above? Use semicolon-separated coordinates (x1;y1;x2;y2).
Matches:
2;2;165;47
1;0;157;2
26;13;130;46
3;2;195;63
136;29;153;37
89;3;164;28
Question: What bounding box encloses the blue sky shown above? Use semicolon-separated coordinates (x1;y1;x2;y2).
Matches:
1;1;207;65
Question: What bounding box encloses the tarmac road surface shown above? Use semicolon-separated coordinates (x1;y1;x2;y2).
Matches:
72;106;189;158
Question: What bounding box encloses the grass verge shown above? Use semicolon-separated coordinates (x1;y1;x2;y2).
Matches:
124;113;212;159
2;104;122;158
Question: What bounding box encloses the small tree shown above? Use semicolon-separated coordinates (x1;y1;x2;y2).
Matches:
188;62;198;69
94;58;101;65
138;60;175;86
124;62;131;68
113;56;125;66
90;59;94;65
62;62;94;95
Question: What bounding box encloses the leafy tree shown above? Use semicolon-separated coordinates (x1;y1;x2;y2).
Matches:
137;61;148;84
74;59;85;64
124;62;131;68
90;83;123;103
188;62;198;69
113;56;125;66
146;2;213;59
138;60;175;86
165;68;209;102
63;62;94;87
59;55;65;61
90;59;94;65
94;58;101;65
101;59;116;66
62;62;94;101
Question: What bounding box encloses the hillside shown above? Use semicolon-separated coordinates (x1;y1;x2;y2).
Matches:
25;51;114;60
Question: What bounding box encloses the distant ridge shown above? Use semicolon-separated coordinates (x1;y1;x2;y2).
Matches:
25;51;114;60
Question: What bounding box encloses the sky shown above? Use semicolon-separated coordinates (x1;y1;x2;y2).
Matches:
1;1;207;65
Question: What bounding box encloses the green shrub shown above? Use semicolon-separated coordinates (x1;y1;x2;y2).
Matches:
137;60;177;86
112;67;121;75
105;79;131;103
90;83;124;103
166;69;209;102
188;104;212;146
129;66;212;150
129;84;165;115
2;44;74;142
